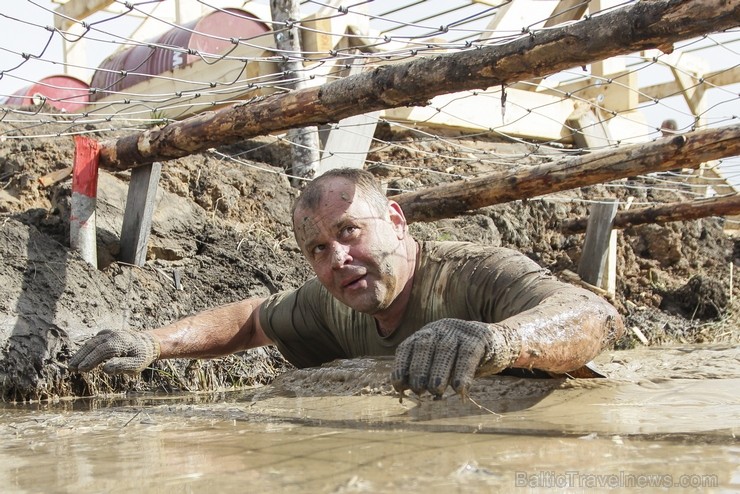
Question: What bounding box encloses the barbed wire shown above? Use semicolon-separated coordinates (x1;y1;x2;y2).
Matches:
0;0;738;208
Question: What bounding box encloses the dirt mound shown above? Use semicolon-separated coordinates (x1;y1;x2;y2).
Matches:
0;117;737;400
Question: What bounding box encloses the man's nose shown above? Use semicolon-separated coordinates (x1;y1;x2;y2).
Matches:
330;242;351;268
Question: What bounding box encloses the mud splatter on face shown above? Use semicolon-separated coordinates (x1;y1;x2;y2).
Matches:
297;215;319;249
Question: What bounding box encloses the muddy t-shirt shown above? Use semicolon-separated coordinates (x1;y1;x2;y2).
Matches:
259;241;566;368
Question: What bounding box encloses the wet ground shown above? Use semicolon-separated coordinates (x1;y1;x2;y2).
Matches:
1;345;738;493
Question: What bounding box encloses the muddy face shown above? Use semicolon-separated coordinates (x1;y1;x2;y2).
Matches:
293;178;410;315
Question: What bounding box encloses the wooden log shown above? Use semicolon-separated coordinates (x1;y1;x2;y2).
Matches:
560;269;614;303
98;0;740;170
577;199;618;288
566;102;613;149
38;166;73;187
561;193;740;234
394;125;740;223
120;162;162;266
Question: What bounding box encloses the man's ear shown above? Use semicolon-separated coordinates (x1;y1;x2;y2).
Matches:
388;201;408;238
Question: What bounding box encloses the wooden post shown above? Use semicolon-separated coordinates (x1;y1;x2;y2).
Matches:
270;0;321;183
318;59;379;175
70;136;100;268
318;112;380;174
120;162;162;266
566;102;613;150
603;227;618;297
602;197;632;297
731;262;734;304
577;199;619;288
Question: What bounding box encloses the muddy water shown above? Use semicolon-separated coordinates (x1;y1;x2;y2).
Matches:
1;345;738;493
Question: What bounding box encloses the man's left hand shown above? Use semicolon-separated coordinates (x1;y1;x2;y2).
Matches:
391;318;521;398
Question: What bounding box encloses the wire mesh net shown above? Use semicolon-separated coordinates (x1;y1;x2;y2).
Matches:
0;0;738;223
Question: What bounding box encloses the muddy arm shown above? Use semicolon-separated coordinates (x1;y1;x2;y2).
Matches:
501;287;624;374
70;298;274;374
150;297;273;359
390;289;622;397
392;245;626;396
460;248;626;374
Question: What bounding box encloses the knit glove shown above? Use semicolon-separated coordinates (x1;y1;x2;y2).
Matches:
68;329;161;375
391;318;521;398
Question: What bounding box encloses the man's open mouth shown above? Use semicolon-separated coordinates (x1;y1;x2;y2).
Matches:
342;274;367;288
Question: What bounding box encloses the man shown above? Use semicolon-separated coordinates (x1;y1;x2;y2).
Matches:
660;119;679;137
70;168;624;397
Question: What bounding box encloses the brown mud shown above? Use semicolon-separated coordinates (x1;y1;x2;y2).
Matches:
0;117;738;400
0;347;737;492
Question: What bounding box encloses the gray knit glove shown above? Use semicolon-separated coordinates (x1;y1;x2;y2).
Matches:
68;329;161;375
391;318;521;397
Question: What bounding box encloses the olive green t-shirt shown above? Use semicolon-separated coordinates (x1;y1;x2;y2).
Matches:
259;241;565;368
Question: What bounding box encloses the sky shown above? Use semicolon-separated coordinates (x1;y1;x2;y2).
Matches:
1;1;66;95
1;1;141;96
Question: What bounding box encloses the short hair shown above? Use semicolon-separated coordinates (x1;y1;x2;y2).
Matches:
661;119;678;132
291;168;389;218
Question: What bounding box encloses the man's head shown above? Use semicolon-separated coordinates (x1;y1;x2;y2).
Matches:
292;168;416;316
292;167;389;220
661;119;678;136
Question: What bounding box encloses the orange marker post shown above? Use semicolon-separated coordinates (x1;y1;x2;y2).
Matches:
70;135;100;268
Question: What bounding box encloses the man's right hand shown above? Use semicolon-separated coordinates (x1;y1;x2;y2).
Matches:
68;329;161;374
391;318;521;398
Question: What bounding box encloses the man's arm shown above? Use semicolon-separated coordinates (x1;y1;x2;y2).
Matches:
68;297;273;374
152;297;272;359
480;252;624;375
392;250;625;397
505;288;623;373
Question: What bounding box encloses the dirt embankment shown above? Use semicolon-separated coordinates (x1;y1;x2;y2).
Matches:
0;120;737;401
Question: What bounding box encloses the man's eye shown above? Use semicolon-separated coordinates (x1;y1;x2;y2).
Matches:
312;244;326;255
342;226;359;237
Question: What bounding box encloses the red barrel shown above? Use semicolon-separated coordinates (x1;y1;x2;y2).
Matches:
5;75;90;112
89;8;269;102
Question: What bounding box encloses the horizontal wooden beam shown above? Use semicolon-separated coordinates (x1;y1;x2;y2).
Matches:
54;0;116;30
639;65;740;103
531;61;739;105
98;0;740;170
544;0;590;27
382;86;576;142
560;193;740;234
392;124;740;223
